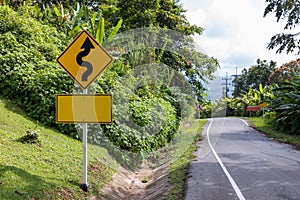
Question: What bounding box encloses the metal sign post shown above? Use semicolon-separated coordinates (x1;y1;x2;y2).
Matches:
56;30;114;192
80;88;89;192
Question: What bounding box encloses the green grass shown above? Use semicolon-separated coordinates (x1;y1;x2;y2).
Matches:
0;96;118;200
167;119;207;200
0;94;209;199
244;117;300;150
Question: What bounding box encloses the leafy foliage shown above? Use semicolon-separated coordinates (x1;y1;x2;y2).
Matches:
103;0;203;35
227;84;274;117
0;1;214;155
263;0;300;54
104;97;178;153
161;50;219;102
35;0;218;101
99;0;219;101
0;4;125;139
270;76;300;135
269;58;300;84
27;2;122;42
229;56;300;135
0;5;75;134
100;72;185;153
232;59;276;97
18;130;40;144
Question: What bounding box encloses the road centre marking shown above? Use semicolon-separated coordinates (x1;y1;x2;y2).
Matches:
207;119;246;200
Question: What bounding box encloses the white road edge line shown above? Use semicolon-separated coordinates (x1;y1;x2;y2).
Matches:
239;118;249;127
207;119;246;200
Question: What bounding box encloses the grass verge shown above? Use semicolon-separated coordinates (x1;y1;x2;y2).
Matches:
0;96;118;200
244;117;300;150
167;119;207;200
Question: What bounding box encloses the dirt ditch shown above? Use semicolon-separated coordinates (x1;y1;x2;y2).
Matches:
92;163;171;200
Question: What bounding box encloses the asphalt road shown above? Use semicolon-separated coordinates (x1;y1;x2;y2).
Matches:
185;118;300;200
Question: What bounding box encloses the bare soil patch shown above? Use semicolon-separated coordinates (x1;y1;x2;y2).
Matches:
92;163;171;200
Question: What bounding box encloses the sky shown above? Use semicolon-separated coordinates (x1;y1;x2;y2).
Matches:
180;0;299;77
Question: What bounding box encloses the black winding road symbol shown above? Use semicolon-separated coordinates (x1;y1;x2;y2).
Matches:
76;37;95;81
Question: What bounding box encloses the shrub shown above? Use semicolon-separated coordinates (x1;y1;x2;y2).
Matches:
0;5;196;152
0;5;75;134
270;77;300;135
103;92;179;153
18;130;40;144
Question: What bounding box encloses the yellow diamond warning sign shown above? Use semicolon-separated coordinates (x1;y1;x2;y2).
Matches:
57;30;114;89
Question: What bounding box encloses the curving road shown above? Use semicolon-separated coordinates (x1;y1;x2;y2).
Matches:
185;118;300;200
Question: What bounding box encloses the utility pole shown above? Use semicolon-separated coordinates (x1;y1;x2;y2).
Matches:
231;67;240;97
222;72;232;98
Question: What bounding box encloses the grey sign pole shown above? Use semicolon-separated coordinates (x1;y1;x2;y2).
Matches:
80;88;89;192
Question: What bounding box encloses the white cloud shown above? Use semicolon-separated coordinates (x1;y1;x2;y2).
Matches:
181;0;298;76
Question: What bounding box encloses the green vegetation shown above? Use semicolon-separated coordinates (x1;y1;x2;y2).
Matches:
167;119;207;200
0;0;298;198
245;117;300;149
0;2;218;153
226;83;274;117
229;58;300;138
0;5;75;135
232;59;276;98
263;0;300;55
270;75;300;134
0;95;207;199
0;96;118;199
0;1;217;198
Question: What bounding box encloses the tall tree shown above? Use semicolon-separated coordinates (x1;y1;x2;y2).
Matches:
232;59;276;97
101;0;203;35
263;0;300;55
21;0;218;100
99;0;218;101
269;58;300;84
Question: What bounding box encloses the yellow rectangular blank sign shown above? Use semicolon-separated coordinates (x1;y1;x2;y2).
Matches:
56;94;112;123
